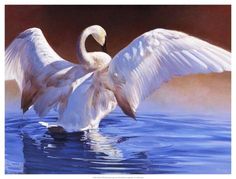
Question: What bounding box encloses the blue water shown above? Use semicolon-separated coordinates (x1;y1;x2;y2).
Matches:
5;110;231;174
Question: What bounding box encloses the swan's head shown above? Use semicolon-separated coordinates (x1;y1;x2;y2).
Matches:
78;25;110;69
90;25;107;46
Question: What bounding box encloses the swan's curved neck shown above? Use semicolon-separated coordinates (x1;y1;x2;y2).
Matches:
77;28;93;67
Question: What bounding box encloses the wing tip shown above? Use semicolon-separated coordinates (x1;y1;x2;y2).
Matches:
113;89;137;119
17;27;43;39
125;108;136;120
122;106;136;120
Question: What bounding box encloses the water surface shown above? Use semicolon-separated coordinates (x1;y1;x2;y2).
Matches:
5;110;231;174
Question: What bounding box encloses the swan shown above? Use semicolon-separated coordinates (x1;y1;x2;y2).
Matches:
5;25;231;132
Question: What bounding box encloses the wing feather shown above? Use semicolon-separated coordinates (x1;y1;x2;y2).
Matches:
108;28;231;117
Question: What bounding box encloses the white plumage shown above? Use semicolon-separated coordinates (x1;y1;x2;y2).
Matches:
5;25;231;132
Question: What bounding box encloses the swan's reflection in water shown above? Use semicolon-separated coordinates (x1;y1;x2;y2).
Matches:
21;119;127;173
82;130;124;160
45;129;124;161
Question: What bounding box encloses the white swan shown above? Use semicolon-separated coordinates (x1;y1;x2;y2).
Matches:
5;25;231;132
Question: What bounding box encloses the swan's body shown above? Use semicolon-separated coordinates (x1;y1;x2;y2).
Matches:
5;25;231;132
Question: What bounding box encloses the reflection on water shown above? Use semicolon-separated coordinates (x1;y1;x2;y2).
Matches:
5;110;231;174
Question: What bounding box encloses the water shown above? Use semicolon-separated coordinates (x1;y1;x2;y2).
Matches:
5;110;231;174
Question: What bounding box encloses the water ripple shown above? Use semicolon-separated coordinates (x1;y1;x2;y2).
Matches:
5;111;231;174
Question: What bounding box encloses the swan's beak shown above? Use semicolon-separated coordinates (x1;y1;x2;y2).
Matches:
102;41;107;53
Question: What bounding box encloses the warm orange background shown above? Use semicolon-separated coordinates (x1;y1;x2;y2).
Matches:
5;5;231;115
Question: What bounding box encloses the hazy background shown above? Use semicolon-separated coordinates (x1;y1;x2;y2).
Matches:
5;5;231;115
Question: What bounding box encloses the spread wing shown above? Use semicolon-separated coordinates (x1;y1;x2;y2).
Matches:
5;28;88;116
108;28;231;117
